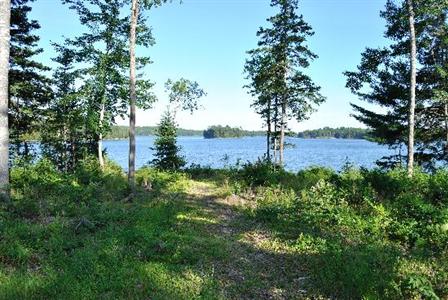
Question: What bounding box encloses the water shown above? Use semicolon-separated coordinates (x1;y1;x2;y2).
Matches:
104;136;395;172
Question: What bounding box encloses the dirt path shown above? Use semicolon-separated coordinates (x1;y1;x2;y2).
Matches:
185;181;310;299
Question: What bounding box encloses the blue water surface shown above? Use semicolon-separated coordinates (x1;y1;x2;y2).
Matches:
104;136;396;172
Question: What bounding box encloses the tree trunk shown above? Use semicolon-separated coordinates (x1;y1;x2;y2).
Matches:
98;102;105;168
279;99;286;166
407;0;417;177
0;0;10;198
128;0;138;190
272;95;278;165
266;100;271;161
445;102;448;153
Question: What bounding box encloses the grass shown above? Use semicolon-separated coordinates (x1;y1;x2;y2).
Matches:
1;159;447;299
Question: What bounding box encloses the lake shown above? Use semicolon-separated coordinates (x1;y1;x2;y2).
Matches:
104;136;395;172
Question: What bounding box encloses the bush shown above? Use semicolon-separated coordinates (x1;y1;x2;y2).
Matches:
244;166;448;299
9;158;129;218
135;167;189;194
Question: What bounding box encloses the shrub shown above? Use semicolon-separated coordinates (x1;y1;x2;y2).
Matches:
135;167;189;194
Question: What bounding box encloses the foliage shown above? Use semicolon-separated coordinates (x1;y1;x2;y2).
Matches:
151;111;186;171
106;125;203;139
135;166;189;194
234;163;448;298
57;0;156;161
345;0;448;169
244;0;326;163
40;46;97;171
203;125;265;139
297;126;371;140
2;159;448;299
1;160;227;299
165;78;206;114
9;0;52;158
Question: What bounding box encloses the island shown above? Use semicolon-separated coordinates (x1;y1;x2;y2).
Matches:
297;127;370;140
203;125;265;139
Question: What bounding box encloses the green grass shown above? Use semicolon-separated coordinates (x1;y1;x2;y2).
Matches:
1;159;447;299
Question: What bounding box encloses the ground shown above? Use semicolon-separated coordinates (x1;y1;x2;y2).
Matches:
184;181;309;299
0;178;311;299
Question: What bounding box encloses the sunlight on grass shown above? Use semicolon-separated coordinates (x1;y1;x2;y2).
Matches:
176;213;219;225
141;262;222;299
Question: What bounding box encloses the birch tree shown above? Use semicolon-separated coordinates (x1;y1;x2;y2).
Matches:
407;0;417;177
63;0;155;170
128;0;168;188
0;0;10;197
345;0;448;171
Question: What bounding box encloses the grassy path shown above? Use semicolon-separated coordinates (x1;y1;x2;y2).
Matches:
1;178;310;299
179;180;309;299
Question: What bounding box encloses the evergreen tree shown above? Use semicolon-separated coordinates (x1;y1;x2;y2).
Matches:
345;0;448;170
420;0;448;159
245;0;325;165
40;45;96;171
151;78;205;171
244;50;276;160
9;0;51;158
0;0;10;196
151;110;185;171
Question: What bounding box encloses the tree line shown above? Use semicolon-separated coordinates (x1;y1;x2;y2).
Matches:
203;125;265;139
297;127;370;140
106;126;203;139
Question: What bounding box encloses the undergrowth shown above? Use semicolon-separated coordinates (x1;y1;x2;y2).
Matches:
1;158;447;299
216;159;448;299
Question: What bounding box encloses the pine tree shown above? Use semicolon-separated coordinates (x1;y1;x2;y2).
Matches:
151;78;205;171
345;0;448;170
151;110;185;171
245;0;325;165
41;45;96;171
0;0;10;197
9;0;51;158
244;50;276;161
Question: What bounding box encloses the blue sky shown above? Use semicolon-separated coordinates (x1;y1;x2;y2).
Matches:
30;0;388;131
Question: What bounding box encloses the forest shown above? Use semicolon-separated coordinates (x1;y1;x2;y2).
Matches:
203;125;265;139
106;125;203;139
297;127;370;139
0;0;447;299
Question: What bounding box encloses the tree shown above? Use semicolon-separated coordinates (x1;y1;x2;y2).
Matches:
244;50;277;160
63;0;155;170
345;0;448;170
151;78;205;171
245;0;325;166
0;0;10;197
165;78;206;115
422;0;448;157
151;110;185;171
407;0;417;177
9;0;51;158
128;0;169;188
41;45;96;171
129;0;138;187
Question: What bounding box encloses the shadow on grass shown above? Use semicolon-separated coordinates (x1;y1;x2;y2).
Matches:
0;183;402;299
